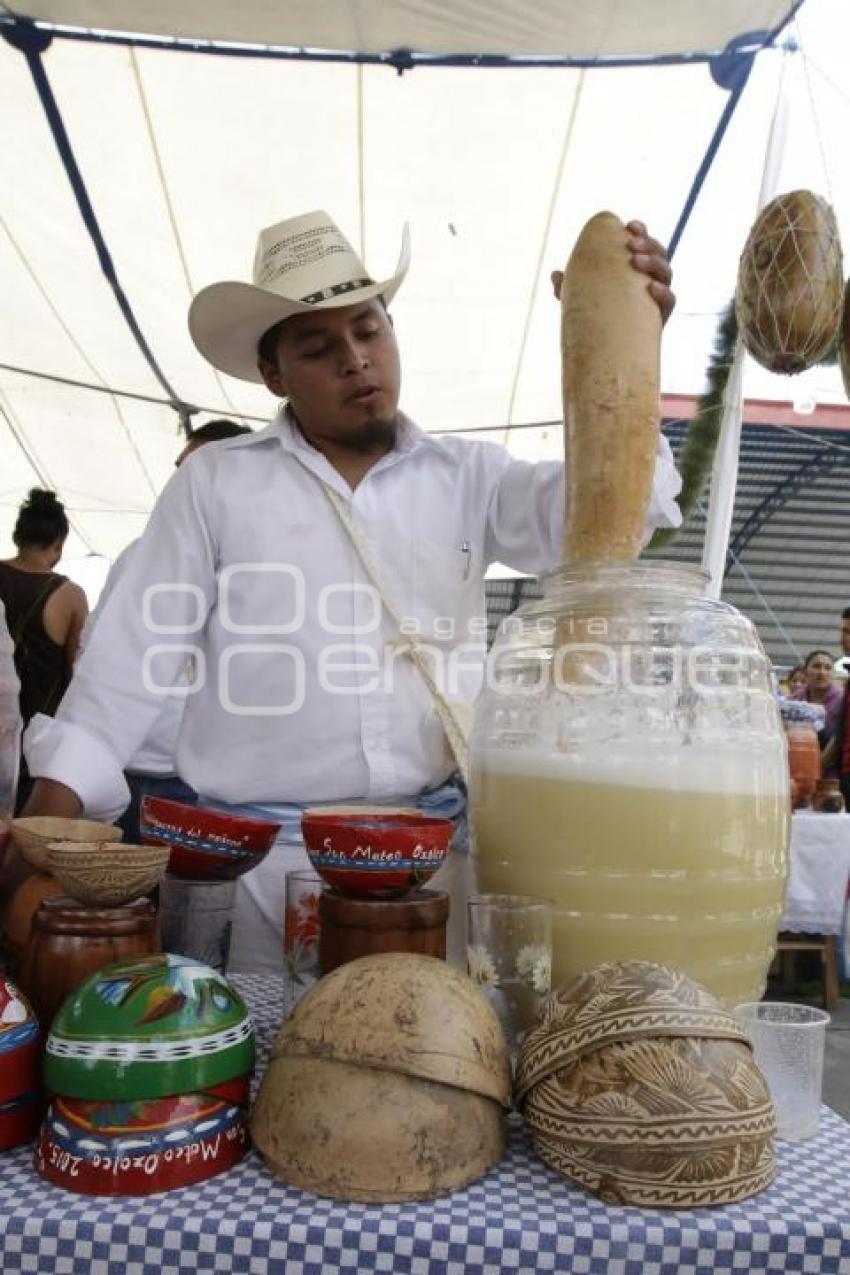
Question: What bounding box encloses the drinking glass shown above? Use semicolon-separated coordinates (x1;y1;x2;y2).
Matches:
467;893;553;1056
158;876;237;973
283;867;322;1016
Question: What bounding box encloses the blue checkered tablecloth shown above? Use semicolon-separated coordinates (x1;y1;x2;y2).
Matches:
1;975;849;1275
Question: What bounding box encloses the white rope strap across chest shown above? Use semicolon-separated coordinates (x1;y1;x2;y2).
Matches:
318;479;470;780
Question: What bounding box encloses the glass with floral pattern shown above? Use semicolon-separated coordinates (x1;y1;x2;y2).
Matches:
283;867;322;1016
467;893;553;1057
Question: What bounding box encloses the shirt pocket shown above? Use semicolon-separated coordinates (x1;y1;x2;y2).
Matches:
411;538;475;641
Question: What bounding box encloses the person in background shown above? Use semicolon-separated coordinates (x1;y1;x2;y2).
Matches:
0;601;22;826
84;419;253;842
786;665;807;696
0;489;87;811
824;607;850;809
174;418;254;468
790;649;842;773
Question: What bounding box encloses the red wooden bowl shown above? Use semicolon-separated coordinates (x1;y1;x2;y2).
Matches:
301;806;453;899
139;797;280;881
36;1091;249;1195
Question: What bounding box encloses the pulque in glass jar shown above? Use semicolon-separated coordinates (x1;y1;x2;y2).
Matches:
470;561;789;1008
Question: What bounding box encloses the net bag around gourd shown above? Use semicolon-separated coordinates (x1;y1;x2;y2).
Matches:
736;189;843;375
839;279;850;400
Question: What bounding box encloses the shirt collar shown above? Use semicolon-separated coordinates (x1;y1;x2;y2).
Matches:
262;403;457;464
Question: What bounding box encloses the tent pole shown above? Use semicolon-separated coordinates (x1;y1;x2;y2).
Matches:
701;60;791;599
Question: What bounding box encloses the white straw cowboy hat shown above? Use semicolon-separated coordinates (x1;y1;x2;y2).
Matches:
189;210;410;383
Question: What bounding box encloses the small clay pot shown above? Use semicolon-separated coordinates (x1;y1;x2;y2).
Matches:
318;888;449;975
813;778;845;814
786;722;821;809
20;896;160;1027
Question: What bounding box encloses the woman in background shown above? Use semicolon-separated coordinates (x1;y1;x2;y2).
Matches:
791;648;842;775
0;489;87;810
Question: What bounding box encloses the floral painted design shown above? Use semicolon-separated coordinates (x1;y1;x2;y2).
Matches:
516;944;552;995
467;944;500;988
283;890;320;986
91;955;243;1030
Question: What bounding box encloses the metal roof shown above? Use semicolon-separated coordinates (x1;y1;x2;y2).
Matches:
485;406;850;670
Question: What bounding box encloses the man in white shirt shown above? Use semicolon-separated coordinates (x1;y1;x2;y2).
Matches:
18;209;682;972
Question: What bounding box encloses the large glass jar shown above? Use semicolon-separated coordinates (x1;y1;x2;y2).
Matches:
470;561;789;1008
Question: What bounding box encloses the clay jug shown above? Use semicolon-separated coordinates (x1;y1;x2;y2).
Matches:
20;896;160;1027
2;873;63;971
780;699;825;810
785;722;821;809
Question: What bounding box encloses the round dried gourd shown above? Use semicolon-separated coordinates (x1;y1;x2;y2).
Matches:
252;953;511;1202
252;1055;504;1203
736;189;843;374
274;951;510;1104
516;961;776;1208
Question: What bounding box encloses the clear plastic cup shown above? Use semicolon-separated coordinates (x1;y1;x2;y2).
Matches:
735;1001;830;1141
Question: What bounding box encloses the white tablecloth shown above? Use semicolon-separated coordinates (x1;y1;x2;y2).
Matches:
779;812;850;936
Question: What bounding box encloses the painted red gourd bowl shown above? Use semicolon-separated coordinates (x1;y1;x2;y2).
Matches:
0;976;42;1151
36;1091;250;1196
301;806;453;899
43;953;255;1101
139;796;280;881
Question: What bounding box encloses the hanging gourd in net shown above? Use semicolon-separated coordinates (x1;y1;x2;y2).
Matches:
736;189;843;374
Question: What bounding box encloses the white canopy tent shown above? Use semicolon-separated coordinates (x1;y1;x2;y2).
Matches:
4;2;805;59
1;0;849;594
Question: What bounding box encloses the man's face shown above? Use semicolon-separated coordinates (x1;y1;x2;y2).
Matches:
258;299;401;451
841;616;850;658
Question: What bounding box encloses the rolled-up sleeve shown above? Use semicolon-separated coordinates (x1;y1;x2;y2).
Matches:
22;459;218;818
24;715;130;821
484;431;682;573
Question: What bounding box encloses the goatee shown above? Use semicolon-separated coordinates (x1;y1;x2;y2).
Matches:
346;419;397;454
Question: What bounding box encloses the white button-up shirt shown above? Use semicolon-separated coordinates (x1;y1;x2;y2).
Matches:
79;540;186;776
25;408;682;820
